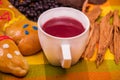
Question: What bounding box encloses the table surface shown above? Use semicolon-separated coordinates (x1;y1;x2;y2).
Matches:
0;0;120;80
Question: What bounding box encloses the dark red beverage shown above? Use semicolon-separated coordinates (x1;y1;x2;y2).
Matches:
42;17;85;38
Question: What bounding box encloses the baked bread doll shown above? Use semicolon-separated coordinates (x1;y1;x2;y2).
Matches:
0;9;12;31
0;0;25;31
57;0;107;10
0;31;29;77
5;18;41;56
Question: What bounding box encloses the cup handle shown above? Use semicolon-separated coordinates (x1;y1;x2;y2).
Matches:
61;44;71;68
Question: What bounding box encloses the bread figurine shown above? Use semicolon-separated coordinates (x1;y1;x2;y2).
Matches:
0;9;12;31
5;18;41;56
0;32;29;77
57;0;107;10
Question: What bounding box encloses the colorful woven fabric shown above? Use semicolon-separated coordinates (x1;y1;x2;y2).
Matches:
0;0;120;80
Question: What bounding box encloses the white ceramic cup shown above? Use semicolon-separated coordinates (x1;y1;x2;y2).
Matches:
38;7;90;68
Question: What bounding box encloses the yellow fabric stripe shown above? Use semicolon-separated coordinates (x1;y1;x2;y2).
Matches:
25;52;46;65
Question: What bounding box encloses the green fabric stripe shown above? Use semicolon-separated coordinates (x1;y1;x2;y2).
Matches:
86;60;109;72
66;59;88;72
107;60;120;71
26;65;46;78
44;59;88;76
0;64;46;79
0;60;120;78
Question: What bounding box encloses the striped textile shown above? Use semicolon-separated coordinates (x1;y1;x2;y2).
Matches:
1;0;120;80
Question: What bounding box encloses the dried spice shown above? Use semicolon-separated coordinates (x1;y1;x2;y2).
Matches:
109;41;114;54
84;22;100;59
86;6;102;24
82;1;120;66
82;5;101;59
86;6;101;44
96;11;113;66
82;0;88;13
113;10;120;64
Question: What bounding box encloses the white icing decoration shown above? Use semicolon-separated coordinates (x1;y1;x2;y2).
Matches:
0;51;3;56
9;5;13;8
3;44;9;49
0;49;3;56
0;53;3;56
14;50;20;55
7;53;13;59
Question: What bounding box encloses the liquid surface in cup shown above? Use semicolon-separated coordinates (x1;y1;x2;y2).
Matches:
42;17;85;38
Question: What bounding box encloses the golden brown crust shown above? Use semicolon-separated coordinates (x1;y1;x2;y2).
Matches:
5;19;41;56
0;38;29;77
